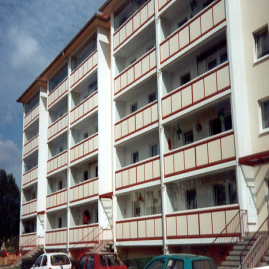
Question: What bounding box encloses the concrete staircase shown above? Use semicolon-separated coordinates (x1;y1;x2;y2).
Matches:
218;236;253;269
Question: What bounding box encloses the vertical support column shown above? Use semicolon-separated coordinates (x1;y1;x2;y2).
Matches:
97;26;112;233
155;0;168;254
225;0;257;231
37;86;48;246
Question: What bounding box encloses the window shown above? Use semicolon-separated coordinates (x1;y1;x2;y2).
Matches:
261;99;269;129
86;256;95;269
84;171;88;181
150;144;158;157
59;146;63;153
50;255;70;265
220;52;228;63
148;92;156;103
228;182;237;204
166;259;184;269
146;259;166;269
131;103;138;113
181;72;191;85
58;181;62;190
192;259;217;269
95;166;98;177
41;255;47;267
224;115;232;131
214;184;226;206
210;118;222;135
186;189;197;209
255;28;269;59
130;58;136;65
58;217;62;228
35;255;43;267
84;132;89;139
203;0;214;8
147;44;154;52
132;151;139;163
184;130;193;145
207;58;217;70
178;18;188;29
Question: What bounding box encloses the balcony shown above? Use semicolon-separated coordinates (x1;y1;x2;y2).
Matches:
20;233;37;248
23;135;39;156
166;205;239;239
22;166;38;187
48;114;68;140
114;48;156;96
164;130;236;177
162;62;230;119
48;77;68;108
24;104;39;128
47;150;67;174
21;199;37;217
160;0;226;64
70;133;98;163
45;228;67;246
116;156;160;191
116;215;162;241
69;224;99;246
70;91;98;125
70;178;98;203
70;50;98;88
113;0;154;51
46;189;67;210
115;100;158;142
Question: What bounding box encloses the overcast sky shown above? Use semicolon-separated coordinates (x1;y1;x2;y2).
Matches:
0;0;106;188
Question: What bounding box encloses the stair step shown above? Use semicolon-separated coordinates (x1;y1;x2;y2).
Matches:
226;256;241;261
237;241;251;245
218;266;237;269
221;261;240;267
233;245;247;250
229;250;245;256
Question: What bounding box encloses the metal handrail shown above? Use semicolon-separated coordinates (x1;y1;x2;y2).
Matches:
239;215;269;269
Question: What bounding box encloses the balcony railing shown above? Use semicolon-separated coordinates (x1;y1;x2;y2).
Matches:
115;156;160;191
162;62;230;119
69;224;99;245
22;166;38;187
70;50;98;88
116;215;162;241
48;78;68;108
23;135;39;157
21;199;37;217
47;150;67;174
166;205;239;239
48;114;68;140
113;0;154;51
46;189;67;210
45;228;67;246
24;104;39;128
164;130;236;178
20;233;37;248
70;178;98;203
114;48;156;96
115;101;158;141
70;133;98;163
160;0;226;64
70;91;98;125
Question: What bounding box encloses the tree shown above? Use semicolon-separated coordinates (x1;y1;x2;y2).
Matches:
0;169;20;251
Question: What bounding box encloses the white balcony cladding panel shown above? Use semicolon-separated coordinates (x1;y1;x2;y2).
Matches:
115;100;158;141
21;199;37;217
48;78;68;108
162;62;230;119
24;104;39;128
70;91;98;125
116;215;162;241
166;205;239;239
164;130;236;177
69;224;99;245
46;189;67;210
113;0;155;50
115;157;160;191
70;50;98;88
70;133;98;163
20;233;37;248
23;135;39;156
114;48;156;96
69;178;99;203
22;166;38;187
47;150;68;174
48;114;68;140
160;0;226;64
45;228;67;246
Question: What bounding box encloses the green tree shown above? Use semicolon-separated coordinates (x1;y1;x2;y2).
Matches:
0;169;20;251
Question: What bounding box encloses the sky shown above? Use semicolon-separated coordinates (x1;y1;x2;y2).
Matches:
0;0;106;188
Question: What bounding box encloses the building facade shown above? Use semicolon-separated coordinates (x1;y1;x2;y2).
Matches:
17;0;269;262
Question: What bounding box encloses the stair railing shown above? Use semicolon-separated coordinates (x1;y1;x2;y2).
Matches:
239;214;269;269
204;209;248;266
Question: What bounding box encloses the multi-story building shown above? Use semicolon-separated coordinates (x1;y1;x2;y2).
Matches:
17;0;269;264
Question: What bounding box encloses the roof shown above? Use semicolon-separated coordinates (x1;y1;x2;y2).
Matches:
99;0;124;15
239;150;269;166
17;13;110;104
149;254;212;261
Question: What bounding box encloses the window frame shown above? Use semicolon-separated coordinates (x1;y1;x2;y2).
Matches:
255;26;269;61
259;97;269;134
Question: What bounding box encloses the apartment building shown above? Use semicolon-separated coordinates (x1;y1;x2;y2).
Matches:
17;0;269;263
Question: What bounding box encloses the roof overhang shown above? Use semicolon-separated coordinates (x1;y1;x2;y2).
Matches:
239;150;269;166
99;0;129;15
17;13;110;104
